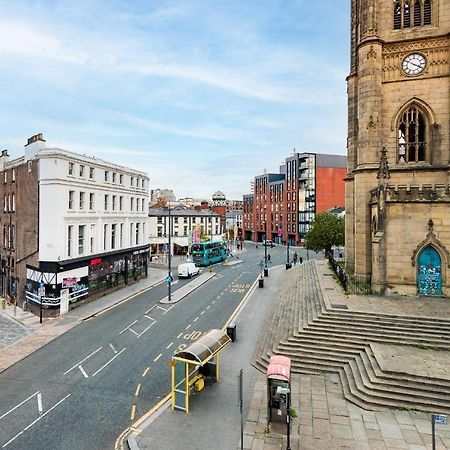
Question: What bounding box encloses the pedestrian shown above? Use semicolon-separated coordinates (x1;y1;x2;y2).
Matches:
293;252;298;265
299;256;303;264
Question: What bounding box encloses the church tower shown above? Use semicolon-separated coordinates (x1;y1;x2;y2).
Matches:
346;0;450;295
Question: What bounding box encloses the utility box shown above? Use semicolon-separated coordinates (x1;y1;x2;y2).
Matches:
227;323;237;342
267;355;291;425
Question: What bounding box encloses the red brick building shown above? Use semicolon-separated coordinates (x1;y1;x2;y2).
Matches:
243;152;346;245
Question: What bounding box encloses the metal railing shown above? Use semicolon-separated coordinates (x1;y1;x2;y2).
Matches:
328;256;372;295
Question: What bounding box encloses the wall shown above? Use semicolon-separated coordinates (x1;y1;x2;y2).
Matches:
315;167;346;213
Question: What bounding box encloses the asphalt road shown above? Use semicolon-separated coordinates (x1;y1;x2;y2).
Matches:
0;244;315;450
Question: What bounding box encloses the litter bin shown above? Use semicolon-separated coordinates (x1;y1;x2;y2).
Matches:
259;278;264;288
264;268;269;277
227;323;237;342
285;263;292;270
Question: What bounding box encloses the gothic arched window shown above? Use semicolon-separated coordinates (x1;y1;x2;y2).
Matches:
394;0;432;29
398;106;428;163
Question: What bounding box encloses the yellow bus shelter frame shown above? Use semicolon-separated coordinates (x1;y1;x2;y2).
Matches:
171;329;231;414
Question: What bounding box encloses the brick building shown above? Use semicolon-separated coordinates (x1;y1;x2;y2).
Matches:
243;151;346;246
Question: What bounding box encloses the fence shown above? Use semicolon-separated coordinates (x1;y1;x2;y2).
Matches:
328;256;372;295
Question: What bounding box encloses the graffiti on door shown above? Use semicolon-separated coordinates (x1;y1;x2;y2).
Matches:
417;246;442;296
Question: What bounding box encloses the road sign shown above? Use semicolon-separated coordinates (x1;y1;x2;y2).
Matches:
38;287;45;297
432;414;448;425
166;275;173;284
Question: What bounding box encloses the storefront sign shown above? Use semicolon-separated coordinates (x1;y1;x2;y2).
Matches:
62;277;78;288
90;258;102;266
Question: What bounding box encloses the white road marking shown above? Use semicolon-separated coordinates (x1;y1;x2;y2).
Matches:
2;394;71;448
142;367;150;377
109;343;117;354
144;314;155;322
0;391;40;420
155;305;168;312
64;347;103;375
193;317;198;322
137;321;156;338
166;342;173;349
119;320;138;335
186;324;191;330
154;353;162;362
200;311;205;315
92;348;126;377
78;365;89;378
37;393;42;415
177;333;183;338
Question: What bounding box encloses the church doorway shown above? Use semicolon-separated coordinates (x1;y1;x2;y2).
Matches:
417;246;443;296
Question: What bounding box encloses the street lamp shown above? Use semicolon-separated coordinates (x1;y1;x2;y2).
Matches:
264;207;268;277
167;205;172;302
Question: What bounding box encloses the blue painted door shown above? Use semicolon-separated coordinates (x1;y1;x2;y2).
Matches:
417;246;442;296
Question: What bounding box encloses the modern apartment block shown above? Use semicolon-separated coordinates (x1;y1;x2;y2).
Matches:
243;151;346;246
0;134;150;316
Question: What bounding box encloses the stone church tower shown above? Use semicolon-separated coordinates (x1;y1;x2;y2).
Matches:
346;0;450;296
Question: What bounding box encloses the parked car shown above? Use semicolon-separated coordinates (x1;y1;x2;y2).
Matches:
177;262;200;279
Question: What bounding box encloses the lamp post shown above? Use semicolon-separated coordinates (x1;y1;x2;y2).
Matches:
264;207;268;277
167;205;172;302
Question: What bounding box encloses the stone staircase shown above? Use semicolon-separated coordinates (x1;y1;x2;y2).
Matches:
254;261;450;413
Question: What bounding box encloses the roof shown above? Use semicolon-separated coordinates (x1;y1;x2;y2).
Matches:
267;355;291;382
173;329;231;364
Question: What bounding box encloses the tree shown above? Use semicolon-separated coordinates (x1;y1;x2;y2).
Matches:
305;212;345;258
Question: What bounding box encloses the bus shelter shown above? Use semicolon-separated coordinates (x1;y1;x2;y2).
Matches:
171;329;231;414
266;355;291;425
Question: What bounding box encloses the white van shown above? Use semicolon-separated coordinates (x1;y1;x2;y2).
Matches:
177;262;200;279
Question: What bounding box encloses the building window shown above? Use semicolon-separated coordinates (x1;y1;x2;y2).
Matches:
78;225;85;255
79;192;85;210
111;224;116;249
131;176;134;187
27;161;32;172
130;223;133;246
79;165;85;177
68;225;73;256
104;194;109;211
112;195;116;211
104;224;108;250
104;170;109;182
3;171;6;184
184;226;188;235
89;167;95;179
394;0;432;29
157;217;162;224
112;172;117;183
141;179;145;189
398;105;427;163
90;224;95;253
11;194;15;212
135;223;140;245
69;191;74;209
69;162;74;175
120;223;124;247
89;193;94;210
119;196;123;211
119;174;123;185
11;168;15;182
130;198;134;212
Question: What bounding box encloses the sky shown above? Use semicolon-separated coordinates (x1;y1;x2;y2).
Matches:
0;0;350;200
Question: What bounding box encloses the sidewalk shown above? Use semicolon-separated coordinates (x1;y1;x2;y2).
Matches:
0;267;166;374
129;265;285;450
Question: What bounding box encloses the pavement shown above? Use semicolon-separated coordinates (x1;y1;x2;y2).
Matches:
2;248;450;450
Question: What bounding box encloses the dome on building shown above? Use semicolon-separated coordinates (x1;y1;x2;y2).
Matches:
212;190;226;201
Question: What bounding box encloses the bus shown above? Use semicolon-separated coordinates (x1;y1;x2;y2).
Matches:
191;241;227;266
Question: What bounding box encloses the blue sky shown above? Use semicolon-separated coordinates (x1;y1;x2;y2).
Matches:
0;0;350;199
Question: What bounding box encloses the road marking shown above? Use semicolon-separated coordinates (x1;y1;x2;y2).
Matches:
92;348;126;377
193;317;198;322
177;333;183;339
137;321;155;338
142;367;150;377
200;311;205;315
212;300;216;304
129;328;139;336
78;365;89;378
144;314;155;321
119;320;138;335
37;393;42;415
0;391;40;420
109;343;117;354
130;405;136;421
135;384;141;397
2;394;71;448
64;346;103;375
206;305;211;310
185;324;191;330
166;342;173;349
154;353;162;362
156;305;167;312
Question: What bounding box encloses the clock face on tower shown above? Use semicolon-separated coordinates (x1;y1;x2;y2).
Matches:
402;53;427;76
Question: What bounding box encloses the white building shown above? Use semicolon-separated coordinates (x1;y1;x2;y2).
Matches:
17;134;150;314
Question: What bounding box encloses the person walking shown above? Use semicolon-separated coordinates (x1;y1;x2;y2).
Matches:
293;252;298;265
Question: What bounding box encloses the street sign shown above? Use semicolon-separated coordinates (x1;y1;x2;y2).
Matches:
432;414;448;425
38;287;45;297
166;275;173;284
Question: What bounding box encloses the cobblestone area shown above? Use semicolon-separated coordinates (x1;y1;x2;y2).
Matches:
0;314;32;350
245;371;450;450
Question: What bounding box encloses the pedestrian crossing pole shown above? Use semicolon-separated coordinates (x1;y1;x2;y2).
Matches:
239;369;243;450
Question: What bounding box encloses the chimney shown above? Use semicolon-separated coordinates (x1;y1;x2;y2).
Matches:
0;149;10;169
25;133;46;161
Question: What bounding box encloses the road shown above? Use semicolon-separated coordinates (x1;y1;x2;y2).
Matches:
0;243;313;450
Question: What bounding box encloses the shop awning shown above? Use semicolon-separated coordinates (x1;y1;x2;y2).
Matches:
174;329;231;365
267;355;291;382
